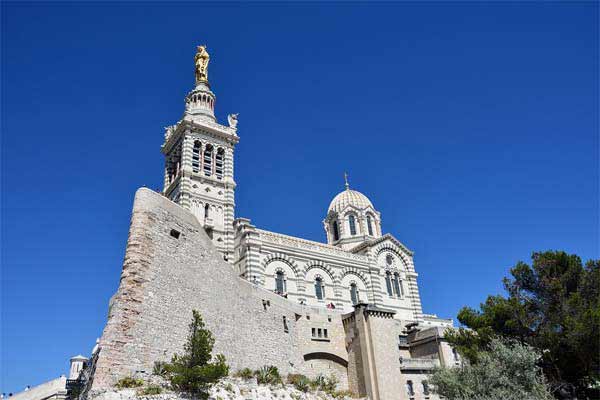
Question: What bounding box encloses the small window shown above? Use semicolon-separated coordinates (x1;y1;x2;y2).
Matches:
323;329;328;338
348;215;357;235
385;271;393;296
386;254;393;266
315;277;324;300
215;148;225;179
192;141;201;173
275;271;285;294
318;328;322;338
422;381;430;396
453;348;459;362
332;221;339;241
204;203;210;219
311;328;316;337
203;144;213;176
350;283;359;305
398;335;408;346
170;229;181;239
283;316;288;333
393;273;403;297
406;380;414;397
367;215;374;235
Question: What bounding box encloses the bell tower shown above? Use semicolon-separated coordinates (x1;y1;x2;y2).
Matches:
161;45;239;261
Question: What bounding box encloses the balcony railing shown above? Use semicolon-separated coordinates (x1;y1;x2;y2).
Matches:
399;357;440;371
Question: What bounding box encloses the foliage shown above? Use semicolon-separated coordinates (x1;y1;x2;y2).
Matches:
115;376;144;389
139;385;162;395
234;368;254;380
254;365;282;385
287;374;311;392
309;374;338;393
332;390;359;399
446;251;599;398
152;361;168;377
430;337;553;400
160;310;229;398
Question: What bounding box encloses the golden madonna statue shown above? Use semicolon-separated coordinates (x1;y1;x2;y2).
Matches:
195;45;210;83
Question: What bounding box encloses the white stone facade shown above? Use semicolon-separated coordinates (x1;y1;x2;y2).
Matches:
106;47;459;400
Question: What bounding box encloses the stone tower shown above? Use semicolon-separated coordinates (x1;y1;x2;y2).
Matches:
161;45;239;260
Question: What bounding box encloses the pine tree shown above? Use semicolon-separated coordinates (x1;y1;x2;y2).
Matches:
163;310;229;398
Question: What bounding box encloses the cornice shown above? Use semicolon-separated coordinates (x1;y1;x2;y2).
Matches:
350;233;414;256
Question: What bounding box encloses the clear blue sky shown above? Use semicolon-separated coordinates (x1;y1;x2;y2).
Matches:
1;2;598;393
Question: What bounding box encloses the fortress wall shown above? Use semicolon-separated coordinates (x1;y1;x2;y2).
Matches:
91;188;308;390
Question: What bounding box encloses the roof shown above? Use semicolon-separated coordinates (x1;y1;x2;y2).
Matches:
328;188;374;214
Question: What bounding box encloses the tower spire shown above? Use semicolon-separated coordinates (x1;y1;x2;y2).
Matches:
344;172;350;190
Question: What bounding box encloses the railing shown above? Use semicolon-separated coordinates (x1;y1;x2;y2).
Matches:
399;357;440;371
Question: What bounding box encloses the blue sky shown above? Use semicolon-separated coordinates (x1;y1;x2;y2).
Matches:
1;2;598;393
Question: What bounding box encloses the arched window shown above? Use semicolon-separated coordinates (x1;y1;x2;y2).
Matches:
452;348;459;362
350;283;359;305
349;215;357;235
215;148;224;179
422;381;430;395
275;271;286;294
192;141;201;173
385;271;393;296
393;272;403;297
204;203;210;219
406;380;414;397
332;221;340;241
203;144;213;176
367;215;374;236
314;277;325;300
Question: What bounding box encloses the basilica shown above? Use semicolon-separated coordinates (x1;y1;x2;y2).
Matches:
76;46;461;400
162;46;452;328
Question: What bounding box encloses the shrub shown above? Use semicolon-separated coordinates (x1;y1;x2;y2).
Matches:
309;375;338;393
255;365;282;385
139;385;162;395
159;310;229;398
234;368;254;380
287;374;310;392
430;337;553;400
332;390;359;399
224;383;234;393
321;375;338;393
115;376;144;389
152;361;168;377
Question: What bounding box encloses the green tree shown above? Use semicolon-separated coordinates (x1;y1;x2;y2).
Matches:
430;337;553;400
446;251;599;398
162;310;229;398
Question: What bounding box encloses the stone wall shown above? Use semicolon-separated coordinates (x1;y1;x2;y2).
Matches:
92;188;314;390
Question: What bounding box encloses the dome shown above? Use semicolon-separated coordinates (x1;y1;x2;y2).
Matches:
328;188;374;214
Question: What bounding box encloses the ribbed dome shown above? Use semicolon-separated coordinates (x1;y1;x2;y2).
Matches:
328;189;374;213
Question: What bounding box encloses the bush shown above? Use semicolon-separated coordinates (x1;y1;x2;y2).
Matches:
332;390;359;399
310;374;338;393
287;374;310;392
152;361;168;377
255;366;282;385
139;385;162;395
234;368;254;380
159;310;229;398
115;376;144;389
430;337;553;400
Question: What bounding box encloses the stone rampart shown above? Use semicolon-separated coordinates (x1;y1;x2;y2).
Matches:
91;188;312;390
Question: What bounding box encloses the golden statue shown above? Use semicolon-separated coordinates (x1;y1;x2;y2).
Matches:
195;45;210;84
